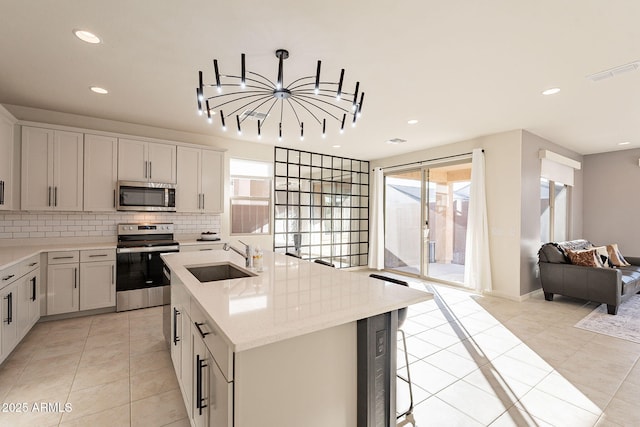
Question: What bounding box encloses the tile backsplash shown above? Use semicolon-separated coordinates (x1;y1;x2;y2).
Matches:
0;212;221;240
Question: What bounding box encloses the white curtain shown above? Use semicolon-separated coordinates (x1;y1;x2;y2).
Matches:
463;149;492;292
368;167;384;270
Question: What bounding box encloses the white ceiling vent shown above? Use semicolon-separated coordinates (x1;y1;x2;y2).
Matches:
386;138;406;145
240;110;268;121
587;61;640;82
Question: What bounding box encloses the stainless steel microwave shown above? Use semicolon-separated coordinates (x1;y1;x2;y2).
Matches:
117;181;176;212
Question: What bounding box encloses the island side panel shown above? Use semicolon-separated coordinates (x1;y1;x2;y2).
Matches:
234;321;357;427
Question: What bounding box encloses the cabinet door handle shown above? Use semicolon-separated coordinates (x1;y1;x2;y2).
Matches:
2;274;14;281
196;354;208;415
4;292;12;325
0;180;4;205
173;307;180;345
111;265;115;285
54;186;58;207
113;189;116;208
144;161;148;178
31;277;37;302
48;186;52;206
149;162;152;180
202;194;205;210
194;321;211;338
74;267;77;289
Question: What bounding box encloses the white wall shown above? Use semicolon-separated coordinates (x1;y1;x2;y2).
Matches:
3;104;275;249
583;148;640;255
371;130;523;299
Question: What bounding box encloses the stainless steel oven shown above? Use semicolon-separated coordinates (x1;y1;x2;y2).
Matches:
116;223;179;311
117;181;176;212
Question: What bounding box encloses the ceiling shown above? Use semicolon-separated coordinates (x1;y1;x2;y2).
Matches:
1;1;640;160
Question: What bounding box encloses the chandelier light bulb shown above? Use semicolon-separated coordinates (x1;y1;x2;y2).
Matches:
207;117;212;123
198;110;203;116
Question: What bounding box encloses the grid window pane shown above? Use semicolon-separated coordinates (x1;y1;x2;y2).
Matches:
274;147;369;267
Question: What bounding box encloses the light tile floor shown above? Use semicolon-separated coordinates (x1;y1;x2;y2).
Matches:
0;274;638;427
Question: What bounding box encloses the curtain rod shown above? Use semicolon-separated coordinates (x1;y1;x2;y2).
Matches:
376;149;483;171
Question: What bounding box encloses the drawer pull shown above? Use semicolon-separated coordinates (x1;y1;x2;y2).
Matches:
194;321;211;338
28;262;38;267
89;254;108;257
53;256;74;260
2;274;15;281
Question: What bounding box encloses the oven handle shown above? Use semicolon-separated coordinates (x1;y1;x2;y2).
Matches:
116;246;180;254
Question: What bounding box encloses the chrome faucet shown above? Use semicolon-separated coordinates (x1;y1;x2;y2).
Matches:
223;241;252;268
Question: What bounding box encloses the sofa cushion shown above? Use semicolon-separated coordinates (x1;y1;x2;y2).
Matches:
592;246;613;268
606;244;631;267
558;240;592;252
539;243;568;263
566;249;604;268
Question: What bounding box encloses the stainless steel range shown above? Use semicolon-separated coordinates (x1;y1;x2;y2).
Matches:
116;223;179;311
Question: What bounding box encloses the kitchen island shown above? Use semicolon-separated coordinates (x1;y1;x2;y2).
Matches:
162;249;431;427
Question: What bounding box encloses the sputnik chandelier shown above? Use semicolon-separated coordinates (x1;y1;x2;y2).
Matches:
196;49;364;140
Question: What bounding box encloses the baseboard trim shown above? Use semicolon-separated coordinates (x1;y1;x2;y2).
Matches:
482;287;543;302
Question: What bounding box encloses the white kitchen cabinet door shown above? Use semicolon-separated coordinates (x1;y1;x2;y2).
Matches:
21;127;83;211
0;281;18;358
47;264;79;315
52;130;84;211
84;134;118;211
170;304;183;378
118;138;147;182
207;347;233;427
148;142;176;183
0;109;15;211
200;150;224;213
79;260;115;310
177;146;201;212
181;311;193;416
21;126;54;210
17;270;39;338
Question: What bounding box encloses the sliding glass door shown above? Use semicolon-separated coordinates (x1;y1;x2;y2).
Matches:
384;161;471;284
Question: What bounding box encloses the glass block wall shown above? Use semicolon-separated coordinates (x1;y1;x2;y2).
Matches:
274;147;369;268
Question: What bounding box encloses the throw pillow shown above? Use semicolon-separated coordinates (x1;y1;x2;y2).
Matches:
606;244;631;267
566;249;604;268
592;246;613;268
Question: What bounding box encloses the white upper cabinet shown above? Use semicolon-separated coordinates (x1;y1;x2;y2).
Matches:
176;147;223;213
118;138;176;183
21;127;83;211
0;106;16;211
84;134;118;211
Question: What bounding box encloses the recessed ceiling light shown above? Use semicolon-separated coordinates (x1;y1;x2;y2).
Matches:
386;138;406;145
618;141;631;146
542;87;561;96
90;86;108;94
332;145;341;148
73;29;101;44
407;119;418;125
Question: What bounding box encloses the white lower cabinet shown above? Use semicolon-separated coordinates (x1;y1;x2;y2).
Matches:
171;278;232;427
1;280;18;360
46;252;80;315
1;255;40;364
47;249;116;315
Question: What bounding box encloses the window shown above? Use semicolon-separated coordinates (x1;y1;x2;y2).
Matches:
230;159;272;235
540;178;569;243
273;147;369;267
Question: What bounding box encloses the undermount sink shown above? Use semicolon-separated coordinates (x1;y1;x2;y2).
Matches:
187;263;256;283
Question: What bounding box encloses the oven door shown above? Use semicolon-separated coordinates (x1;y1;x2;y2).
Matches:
116;246;179;292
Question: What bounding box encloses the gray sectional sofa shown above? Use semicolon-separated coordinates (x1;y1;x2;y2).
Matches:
538;239;640;315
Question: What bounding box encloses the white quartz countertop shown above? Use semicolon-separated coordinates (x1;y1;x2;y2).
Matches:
0;242;116;270
161;250;432;352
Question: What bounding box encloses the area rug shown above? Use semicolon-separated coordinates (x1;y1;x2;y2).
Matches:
574;295;640;343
